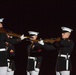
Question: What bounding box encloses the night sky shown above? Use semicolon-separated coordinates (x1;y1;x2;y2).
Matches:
0;1;76;75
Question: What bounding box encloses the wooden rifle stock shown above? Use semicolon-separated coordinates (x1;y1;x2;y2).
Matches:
32;37;61;43
0;28;61;42
0;28;30;38
7;32;30;38
43;37;61;43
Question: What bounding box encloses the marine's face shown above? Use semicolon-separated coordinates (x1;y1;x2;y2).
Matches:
62;32;71;39
30;35;37;40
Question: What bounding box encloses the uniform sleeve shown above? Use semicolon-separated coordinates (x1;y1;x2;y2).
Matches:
3;33;21;44
41;43;56;50
8;44;15;56
33;42;56;50
36;56;42;68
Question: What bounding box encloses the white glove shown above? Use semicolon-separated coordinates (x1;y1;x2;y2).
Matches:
20;34;26;40
38;40;44;45
10;36;13;38
35;68;40;72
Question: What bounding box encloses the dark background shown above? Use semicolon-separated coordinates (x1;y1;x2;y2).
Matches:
0;1;76;75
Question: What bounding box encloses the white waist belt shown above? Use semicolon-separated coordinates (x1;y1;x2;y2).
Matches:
58;54;70;70
58;54;70;58
28;56;36;60
0;48;6;51
28;57;37;69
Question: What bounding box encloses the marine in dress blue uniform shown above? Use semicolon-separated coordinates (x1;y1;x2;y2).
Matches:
38;27;74;75
0;18;26;75
26;31;42;75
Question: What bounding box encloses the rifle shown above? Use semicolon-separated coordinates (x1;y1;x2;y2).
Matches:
31;37;61;43
0;28;30;38
0;28;61;43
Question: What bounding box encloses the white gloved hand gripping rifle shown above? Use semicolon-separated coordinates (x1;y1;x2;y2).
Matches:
38;38;44;45
20;34;27;40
